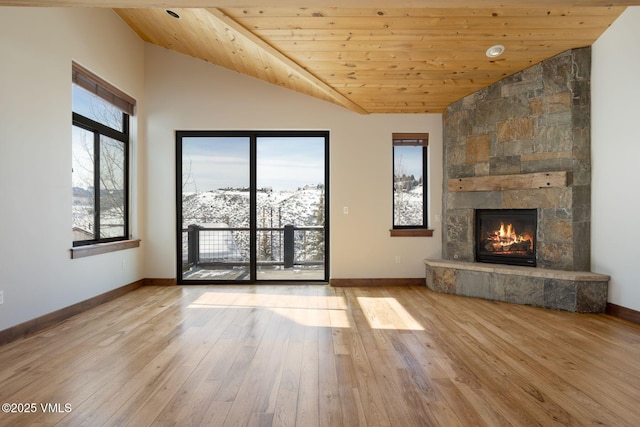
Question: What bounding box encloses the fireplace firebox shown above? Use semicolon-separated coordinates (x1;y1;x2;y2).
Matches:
475;209;537;267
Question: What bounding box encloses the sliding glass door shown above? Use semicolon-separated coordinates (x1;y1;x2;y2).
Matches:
177;131;328;283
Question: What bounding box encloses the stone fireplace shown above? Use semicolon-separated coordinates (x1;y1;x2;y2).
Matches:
424;47;609;313
442;47;591;271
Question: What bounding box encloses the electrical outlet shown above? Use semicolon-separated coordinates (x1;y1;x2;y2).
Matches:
0;290;4;305
395;256;401;264
343;206;349;214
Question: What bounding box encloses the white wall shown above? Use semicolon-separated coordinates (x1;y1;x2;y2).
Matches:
0;8;146;331
143;44;443;281
592;7;640;312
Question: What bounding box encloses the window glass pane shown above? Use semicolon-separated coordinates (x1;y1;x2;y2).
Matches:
72;84;124;132
72;126;96;241
99;136;126;238
256;136;326;281
394;145;424;226
181;137;251;281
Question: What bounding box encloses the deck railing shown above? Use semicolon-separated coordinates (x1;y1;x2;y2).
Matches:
181;224;324;272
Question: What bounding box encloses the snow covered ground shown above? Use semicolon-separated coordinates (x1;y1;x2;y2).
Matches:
181;185;325;264
394;185;424;226
181;185;324;229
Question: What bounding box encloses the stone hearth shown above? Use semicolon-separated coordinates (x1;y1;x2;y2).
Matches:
425;259;609;313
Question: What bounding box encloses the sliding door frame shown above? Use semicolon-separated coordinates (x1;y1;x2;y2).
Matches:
176;130;330;284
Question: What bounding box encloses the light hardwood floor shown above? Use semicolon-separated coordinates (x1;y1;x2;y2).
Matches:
1;284;640;426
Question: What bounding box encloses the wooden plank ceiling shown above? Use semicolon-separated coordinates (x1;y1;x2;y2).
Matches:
3;0;629;113
114;6;625;113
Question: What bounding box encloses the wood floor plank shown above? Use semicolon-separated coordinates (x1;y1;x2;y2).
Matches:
295;338;319;427
467;300;640;424
293;285;320;427
272;287;315;427
317;288;343;427
1;284;640;426
348;288;438;426
221;288;295;426
342;289;392;426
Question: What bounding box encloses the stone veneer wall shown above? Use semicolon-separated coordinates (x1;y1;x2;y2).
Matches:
442;48;591;272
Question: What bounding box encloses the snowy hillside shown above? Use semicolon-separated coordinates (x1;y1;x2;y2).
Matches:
181;185;325;264
182;185;324;229
394;184;424;225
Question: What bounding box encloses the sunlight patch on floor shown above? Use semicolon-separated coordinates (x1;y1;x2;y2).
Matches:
357;297;425;331
186;292;424;330
189;292;347;309
187;291;351;328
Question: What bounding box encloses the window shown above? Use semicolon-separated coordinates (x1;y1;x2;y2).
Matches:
72;63;135;247
391;133;432;237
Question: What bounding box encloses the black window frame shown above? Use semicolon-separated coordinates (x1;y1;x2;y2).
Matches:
72;66;132;248
392;133;429;231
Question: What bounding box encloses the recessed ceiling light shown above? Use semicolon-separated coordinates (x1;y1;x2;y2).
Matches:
486;45;505;58
165;9;180;19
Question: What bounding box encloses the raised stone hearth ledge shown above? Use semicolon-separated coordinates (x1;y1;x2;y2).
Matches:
424;259;609;313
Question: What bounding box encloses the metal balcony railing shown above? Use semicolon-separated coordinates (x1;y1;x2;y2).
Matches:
181;224;324;272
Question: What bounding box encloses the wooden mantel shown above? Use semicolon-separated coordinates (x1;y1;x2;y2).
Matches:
448;171;568;193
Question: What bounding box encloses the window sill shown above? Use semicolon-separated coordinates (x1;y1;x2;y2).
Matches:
389;229;434;237
70;239;141;259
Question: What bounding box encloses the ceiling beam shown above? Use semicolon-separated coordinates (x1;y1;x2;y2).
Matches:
205;8;368;114
1;0;639;7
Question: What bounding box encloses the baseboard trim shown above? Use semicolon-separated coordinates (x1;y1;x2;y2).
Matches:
0;279;144;346
606;303;640;325
330;278;425;287
144;278;177;286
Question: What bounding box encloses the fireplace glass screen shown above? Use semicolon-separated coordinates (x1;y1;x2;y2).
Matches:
475;209;537;267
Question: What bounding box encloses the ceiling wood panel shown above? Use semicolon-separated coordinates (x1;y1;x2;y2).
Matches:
1;0;638;7
112;5;624;113
217;6;623;112
4;0;627;113
236;16;620;31
233;7;628;18
116;8;368;112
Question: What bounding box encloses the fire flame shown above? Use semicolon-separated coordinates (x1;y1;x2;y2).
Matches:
487;222;533;252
